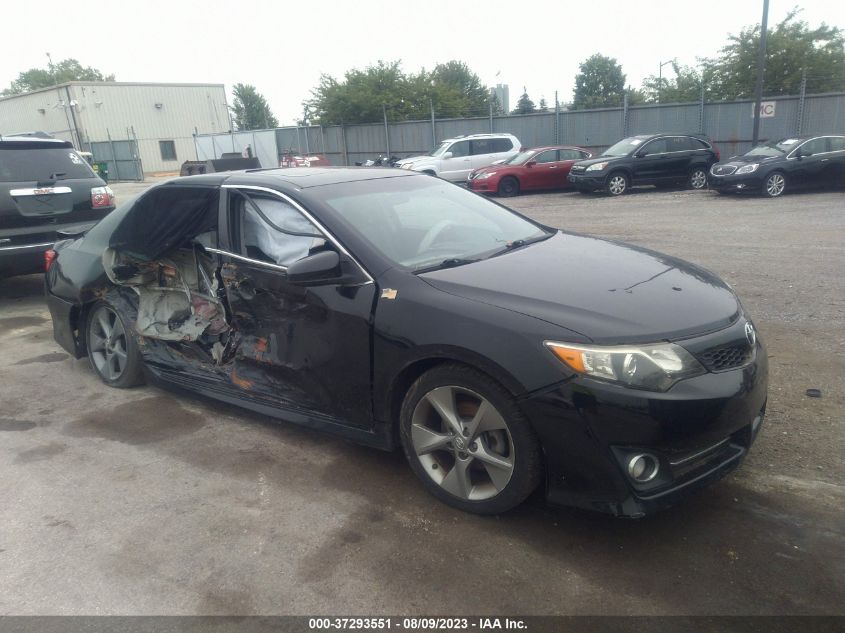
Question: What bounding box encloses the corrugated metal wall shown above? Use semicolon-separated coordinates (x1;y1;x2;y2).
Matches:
1;82;230;174
194;91;845;167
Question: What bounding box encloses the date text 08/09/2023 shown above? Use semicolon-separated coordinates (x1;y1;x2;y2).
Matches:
309;618;528;630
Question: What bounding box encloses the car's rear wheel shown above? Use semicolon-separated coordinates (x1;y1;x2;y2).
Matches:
399;364;542;515
86;301;144;388
762;171;786;197
497;176;520;197
606;172;628;196
690;167;708;190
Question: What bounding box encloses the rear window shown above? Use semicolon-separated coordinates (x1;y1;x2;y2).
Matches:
0;146;96;182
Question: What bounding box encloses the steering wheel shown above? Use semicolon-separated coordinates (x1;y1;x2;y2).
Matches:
417;220;458;255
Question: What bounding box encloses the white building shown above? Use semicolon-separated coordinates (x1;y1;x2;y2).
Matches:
0;81;230;174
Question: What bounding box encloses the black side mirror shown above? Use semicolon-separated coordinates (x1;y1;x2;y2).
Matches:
287;250;340;285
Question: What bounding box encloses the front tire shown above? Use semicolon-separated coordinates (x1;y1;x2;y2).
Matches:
497;176;520;197
605;172;629;196
399;364;542;515
86;301;144;388
762;171;786;197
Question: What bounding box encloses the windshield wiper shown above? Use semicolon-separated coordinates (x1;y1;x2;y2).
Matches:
414;257;479;273
488;232;555;258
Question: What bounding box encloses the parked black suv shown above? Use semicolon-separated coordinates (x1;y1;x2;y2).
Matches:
568;134;719;195
1;136;115;278
709;135;845;197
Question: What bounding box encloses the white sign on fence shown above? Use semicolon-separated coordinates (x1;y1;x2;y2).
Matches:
754;101;777;118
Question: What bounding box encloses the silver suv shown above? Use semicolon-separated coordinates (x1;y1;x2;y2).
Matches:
396;133;521;182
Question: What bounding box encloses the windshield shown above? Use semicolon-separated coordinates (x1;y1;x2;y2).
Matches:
602;137;647;157
427;142;451;157
0;145;96;182
744;139;800;158
504;150;536;165
313;176;552;270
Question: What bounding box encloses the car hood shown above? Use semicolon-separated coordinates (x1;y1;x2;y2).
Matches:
719;154;785;167
395;155;435;166
570;155;626;170
419;232;740;344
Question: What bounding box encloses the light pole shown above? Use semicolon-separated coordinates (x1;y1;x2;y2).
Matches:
657;59;676;104
752;0;770;147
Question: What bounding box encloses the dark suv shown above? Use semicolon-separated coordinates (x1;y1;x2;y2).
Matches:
1;136;115;278
568;134;720;195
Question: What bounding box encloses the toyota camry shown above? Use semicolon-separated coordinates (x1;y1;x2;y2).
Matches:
45;168;767;516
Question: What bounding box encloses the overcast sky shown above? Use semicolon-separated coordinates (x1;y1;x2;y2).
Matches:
2;0;843;126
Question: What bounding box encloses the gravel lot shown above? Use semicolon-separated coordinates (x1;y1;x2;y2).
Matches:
0;180;842;615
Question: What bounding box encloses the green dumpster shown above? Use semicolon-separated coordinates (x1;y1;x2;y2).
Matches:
94;161;110;182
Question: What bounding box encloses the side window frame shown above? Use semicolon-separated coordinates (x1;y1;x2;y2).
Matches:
448;141;470;158
641;139;666;156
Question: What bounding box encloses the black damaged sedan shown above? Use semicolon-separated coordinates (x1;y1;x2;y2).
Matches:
709;135;845;197
46;168;767;517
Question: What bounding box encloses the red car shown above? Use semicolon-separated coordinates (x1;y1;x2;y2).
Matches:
468;145;593;196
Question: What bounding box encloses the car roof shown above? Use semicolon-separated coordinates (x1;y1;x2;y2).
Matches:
167;167;419;191
0;135;73;148
442;133;517;142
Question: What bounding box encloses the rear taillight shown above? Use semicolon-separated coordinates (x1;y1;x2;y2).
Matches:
714;145;721;161
45;249;57;272
91;185;115;209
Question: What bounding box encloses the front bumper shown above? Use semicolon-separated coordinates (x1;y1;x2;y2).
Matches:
467;177;498;193
521;333;768;517
708;173;764;193
567;172;605;189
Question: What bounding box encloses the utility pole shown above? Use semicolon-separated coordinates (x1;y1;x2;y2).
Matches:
657;59;675;104
751;0;770;147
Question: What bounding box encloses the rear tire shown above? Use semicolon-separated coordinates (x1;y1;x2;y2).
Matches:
399;363;542;515
85;301;144;388
689;167;708;190
498;176;520;197
605;172;629;196
762;171;786;197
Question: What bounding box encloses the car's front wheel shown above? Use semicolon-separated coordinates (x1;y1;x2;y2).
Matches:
689;168;708;190
605;172;629;196
399;364;542;514
86;301;144;388
762;171;786;197
497;176;520;197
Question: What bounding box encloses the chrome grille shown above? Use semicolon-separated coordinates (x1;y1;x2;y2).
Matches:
711;164;737;176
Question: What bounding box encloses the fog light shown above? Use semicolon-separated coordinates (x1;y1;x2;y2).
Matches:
627;453;659;482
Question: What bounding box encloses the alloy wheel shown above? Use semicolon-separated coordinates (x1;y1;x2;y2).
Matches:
410;385;514;501
88;305;129;381
690;169;707;189
766;173;785;197
608;174;627;195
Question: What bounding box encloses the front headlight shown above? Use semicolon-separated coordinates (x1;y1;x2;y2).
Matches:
545;341;706;392
476;171;496;179
401;163;413;170
586;161;609;172
735;163;759;174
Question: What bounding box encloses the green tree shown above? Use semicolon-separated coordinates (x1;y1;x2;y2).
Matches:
512;88;536;114
230;83;278;130
641;63;704;103
702;8;845;99
3;58;115;95
305;60;492;124
538;97;549;112
572;54;627;109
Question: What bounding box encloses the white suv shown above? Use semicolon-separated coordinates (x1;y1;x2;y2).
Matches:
396;133;521;182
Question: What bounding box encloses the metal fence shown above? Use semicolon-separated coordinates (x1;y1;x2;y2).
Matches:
87;139;144;182
195;91;845;168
